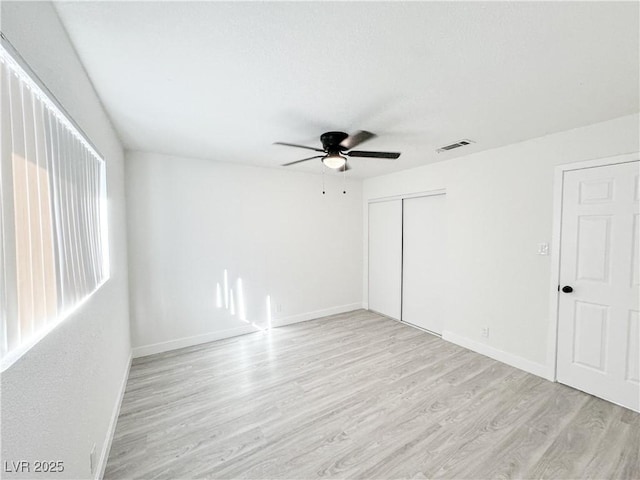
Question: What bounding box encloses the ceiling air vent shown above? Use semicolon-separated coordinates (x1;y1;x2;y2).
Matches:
436;139;474;153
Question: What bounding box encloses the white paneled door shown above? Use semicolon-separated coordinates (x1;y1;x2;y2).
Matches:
402;194;447;334
557;160;639;412
368;200;402;320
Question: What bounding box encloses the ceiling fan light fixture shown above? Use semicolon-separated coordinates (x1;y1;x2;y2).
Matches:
322;153;346;169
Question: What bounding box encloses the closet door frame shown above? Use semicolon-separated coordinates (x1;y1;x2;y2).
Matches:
367;188;446;324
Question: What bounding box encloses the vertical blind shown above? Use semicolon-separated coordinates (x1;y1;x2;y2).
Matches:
0;41;109;366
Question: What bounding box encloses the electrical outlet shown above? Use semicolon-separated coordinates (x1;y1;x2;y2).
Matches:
481;327;490;338
90;443;97;475
537;243;549;255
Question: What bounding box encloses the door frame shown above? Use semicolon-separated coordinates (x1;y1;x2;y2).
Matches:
367;188;447;205
547;151;639;381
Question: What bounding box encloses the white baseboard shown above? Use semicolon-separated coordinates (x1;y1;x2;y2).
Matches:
132;324;255;358
442;330;552;380
96;352;132;480
272;303;364;328
133;303;363;358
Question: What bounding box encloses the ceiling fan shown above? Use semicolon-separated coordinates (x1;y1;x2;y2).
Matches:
275;131;401;171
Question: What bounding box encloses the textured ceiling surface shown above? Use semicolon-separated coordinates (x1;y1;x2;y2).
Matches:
53;1;639;178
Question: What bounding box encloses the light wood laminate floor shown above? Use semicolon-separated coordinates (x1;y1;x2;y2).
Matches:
105;310;640;479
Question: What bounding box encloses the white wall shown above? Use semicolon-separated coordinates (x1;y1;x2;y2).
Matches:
364;113;640;379
126;151;363;356
0;2;131;479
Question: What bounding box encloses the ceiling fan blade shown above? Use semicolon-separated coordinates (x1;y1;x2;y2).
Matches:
281;155;324;167
274;142;324;153
340;130;376;150
346;150;401;159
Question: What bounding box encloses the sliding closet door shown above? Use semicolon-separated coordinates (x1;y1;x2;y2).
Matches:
368;200;402;320
402;194;446;334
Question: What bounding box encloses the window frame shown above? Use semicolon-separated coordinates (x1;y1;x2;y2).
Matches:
0;32;110;371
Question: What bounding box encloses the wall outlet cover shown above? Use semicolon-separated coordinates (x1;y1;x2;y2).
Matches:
537;243;550;255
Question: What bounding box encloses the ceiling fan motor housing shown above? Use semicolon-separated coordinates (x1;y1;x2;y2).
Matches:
320;131;349;152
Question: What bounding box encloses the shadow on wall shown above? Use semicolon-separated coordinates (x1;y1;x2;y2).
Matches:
216;269;272;331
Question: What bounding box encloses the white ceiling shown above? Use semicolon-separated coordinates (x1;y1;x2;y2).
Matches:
54;1;639;178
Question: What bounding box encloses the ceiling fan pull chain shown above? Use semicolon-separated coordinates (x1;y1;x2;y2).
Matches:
322;163;326;195
343;162;346;194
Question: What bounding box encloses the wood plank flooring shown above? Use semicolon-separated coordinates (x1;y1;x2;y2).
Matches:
105;310;640;479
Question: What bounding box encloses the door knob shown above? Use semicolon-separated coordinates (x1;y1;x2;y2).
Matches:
562;285;573;293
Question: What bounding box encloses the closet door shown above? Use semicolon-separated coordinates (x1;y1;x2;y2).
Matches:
368;200;402;320
402;194;446;334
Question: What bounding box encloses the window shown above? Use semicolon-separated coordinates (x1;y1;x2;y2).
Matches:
0;38;109;369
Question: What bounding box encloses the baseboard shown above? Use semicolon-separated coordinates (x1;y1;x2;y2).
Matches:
442;330;552;380
132;303;363;358
96;351;132;480
132;324;255;358
272;303;363;328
